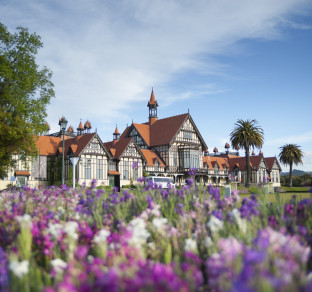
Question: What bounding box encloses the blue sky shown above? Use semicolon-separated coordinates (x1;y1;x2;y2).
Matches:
1;0;312;171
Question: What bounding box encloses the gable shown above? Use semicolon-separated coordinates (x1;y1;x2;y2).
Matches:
120;140;142;158
172;116;207;150
81;136;109;157
128;124;149;148
174;117;201;144
258;160;266;169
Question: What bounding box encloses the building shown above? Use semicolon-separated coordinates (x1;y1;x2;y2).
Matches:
0;90;281;190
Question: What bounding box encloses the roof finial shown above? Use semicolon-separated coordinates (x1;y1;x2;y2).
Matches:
188;108;190;114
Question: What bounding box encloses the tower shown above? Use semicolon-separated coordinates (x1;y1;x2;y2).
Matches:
113;125;120;143
147;89;158;126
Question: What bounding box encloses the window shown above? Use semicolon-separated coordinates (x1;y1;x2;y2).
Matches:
190;151;199;169
173;152;178;166
128;147;135;154
91;143;99;150
97;159;103;180
109;160;116;170
133;167;138;181
183;131;192;139
85;159;91;179
123;161;129;180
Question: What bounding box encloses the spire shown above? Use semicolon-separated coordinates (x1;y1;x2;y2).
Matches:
84;120;92;133
67;125;74;133
113;125;120;142
77;120;84;136
147;89;158;126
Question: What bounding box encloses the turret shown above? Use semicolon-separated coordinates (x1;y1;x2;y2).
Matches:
147;89;158;126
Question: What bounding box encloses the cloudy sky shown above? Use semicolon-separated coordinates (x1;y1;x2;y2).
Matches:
1;0;312;171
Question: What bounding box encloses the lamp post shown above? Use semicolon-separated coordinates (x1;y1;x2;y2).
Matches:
60;117;68;185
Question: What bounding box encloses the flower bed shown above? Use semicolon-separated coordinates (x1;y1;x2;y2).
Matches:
0;178;312;291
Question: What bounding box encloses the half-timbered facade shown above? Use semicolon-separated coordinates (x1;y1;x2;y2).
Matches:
0;91;281;190
120;90;208;185
103;127;145;188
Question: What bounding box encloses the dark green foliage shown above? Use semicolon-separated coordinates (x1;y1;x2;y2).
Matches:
279;144;304;187
230;119;264;187
0;22;54;178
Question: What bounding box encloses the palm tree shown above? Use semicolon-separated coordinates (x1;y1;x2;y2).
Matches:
279;144;303;187
230;119;264;187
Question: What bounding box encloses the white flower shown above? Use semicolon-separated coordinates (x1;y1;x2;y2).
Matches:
152;217;168;231
9;260;29;278
207;215;224;233
230;209;247;233
16;214;32;229
204;236;213;248
63;221;78;240
47;223;63;239
129;217;146;229
94;229;110;244
184;238;197;252
128;217;150;247
50;258;67;274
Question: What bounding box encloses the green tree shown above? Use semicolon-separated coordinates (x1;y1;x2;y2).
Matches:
0;23;54;178
279;144;303;187
230;119;264;187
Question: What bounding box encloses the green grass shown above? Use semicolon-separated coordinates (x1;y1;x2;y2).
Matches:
277;186;311;193
240;192;312;203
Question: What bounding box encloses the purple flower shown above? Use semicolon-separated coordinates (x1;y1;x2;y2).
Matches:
188;168;197;177
0;247;8;290
132;161;138;169
137;177;146;182
239;197;259;221
91;179;97;188
211;209;223;220
268;215;277;228
186;178;194;186
284;204;294;216
209;187;220;202
174;203;185;215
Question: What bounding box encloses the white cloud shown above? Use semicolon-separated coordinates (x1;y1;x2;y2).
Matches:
266;131;312;146
1;0;311;133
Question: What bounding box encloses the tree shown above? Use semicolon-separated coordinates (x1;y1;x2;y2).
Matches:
279;144;303;187
230;119;264;187
0;23;54;178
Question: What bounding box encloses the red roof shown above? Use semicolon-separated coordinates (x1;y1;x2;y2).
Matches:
149;113;189;146
62;133;97;157
133;123;150;145
226;155;263;171
123;113;207;149
36;136;64;156
141;149;165;167
203;156;229;170
104;137;134;159
264;157;278;170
